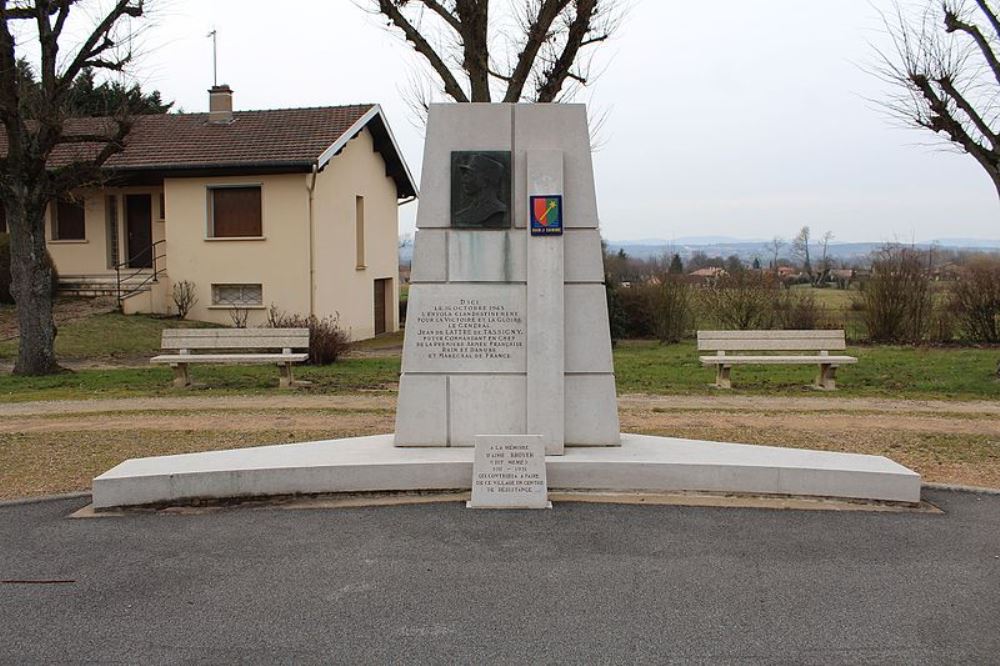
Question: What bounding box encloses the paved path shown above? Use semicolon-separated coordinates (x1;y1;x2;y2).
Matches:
2;490;999;664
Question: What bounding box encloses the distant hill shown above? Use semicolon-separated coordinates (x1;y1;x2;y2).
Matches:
399;236;1000;266
604;238;1000;264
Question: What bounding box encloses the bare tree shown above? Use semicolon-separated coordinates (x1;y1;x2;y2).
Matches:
817;231;835;285
767;236;785;272
874;0;1000;199
1;0;148;375
791;226;812;278
365;0;622;108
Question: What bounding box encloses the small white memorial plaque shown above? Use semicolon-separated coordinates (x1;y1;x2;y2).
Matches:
467;435;550;509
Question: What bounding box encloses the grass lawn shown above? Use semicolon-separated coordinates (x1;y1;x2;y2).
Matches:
0;310;217;363
614;340;1000;399
0;325;997;401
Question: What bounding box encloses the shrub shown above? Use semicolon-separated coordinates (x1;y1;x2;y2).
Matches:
699;269;781;330
615;283;658;338
949;258;1000;343
653;276;693;343
774;289;821;330
266;305;351;365
605;281;628;343
856;245;932;344
0;232;59;304
171;280;198;319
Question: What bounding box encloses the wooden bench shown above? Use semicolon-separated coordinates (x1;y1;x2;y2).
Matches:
697;330;857;390
151;328;310;388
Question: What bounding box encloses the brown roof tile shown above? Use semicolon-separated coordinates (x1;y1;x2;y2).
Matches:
0;104;417;197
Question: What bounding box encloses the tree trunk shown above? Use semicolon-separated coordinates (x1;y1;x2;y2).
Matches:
8;199;59;376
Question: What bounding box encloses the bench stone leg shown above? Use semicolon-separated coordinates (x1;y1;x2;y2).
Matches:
816;363;837;390
171;363;191;389
279;362;293;389
715;364;732;389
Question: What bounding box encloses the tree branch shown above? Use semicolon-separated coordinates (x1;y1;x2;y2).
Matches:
535;0;598;102
502;0;570;103
911;72;998;173
971;0;1000;41
416;0;461;33
944;7;1000;87
58;0;142;91
455;0;490;101
937;74;999;148
376;0;469;102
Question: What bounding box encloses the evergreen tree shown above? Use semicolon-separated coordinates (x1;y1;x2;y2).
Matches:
18;60;171;118
668;253;683;274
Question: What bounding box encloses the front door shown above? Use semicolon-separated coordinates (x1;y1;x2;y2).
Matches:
125;194;153;269
374;278;390;336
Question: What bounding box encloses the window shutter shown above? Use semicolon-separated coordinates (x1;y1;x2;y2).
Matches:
56;200;86;240
212;187;261;237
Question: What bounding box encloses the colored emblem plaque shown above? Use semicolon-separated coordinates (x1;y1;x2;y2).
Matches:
530;195;563;236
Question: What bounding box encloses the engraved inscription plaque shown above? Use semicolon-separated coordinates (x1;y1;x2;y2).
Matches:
468;435;549;509
401;285;526;374
451;151;512;228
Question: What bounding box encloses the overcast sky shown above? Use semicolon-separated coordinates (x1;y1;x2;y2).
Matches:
112;0;999;241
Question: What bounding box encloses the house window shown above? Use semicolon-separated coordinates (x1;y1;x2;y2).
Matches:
54;199;86;240
355;195;366;269
158;192;166;221
211;283;263;307
209;186;261;237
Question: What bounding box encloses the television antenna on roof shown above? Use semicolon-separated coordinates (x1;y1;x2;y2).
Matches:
207;28;218;86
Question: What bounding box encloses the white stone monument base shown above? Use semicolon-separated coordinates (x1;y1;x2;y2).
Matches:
91;434;921;509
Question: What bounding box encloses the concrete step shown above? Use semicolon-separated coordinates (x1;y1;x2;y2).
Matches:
91;433;922;509
57;274;159;297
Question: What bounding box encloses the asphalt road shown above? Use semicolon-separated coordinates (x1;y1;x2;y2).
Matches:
2;490;999;665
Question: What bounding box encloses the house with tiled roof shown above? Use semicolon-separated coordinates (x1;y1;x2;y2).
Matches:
8;85;417;337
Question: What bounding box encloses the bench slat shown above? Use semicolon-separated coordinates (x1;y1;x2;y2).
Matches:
698;339;846;351
699;355;857;365
152;353;309;364
698;330;846;340
697;330;846;352
162;328;309;350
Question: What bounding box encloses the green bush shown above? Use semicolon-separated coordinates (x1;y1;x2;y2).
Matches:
615;284;658;338
0;233;59;304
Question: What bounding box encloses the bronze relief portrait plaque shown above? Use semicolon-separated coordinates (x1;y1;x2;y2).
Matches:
450;151;512;229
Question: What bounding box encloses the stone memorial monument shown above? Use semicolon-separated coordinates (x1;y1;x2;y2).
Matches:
395;103;620;455
90;104;922;511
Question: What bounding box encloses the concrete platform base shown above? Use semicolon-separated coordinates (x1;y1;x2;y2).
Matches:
91;434;921;509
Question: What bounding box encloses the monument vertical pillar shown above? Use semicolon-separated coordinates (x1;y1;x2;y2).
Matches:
526;151;565;455
396;103;619;449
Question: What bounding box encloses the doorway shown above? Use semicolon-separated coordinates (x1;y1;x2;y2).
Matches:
374;278;391;336
125;194;153;269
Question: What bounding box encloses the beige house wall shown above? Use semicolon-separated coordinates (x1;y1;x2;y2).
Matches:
46;186;167;276
163;173;311;327
39;127;403;339
312;127;400;339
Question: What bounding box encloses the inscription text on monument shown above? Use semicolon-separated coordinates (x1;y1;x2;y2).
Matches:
402;286;527;373
468;434;549;509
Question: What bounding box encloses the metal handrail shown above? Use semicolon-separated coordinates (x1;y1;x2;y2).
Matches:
115;239;167;309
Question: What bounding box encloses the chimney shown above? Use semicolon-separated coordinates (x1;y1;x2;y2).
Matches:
208;84;233;124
